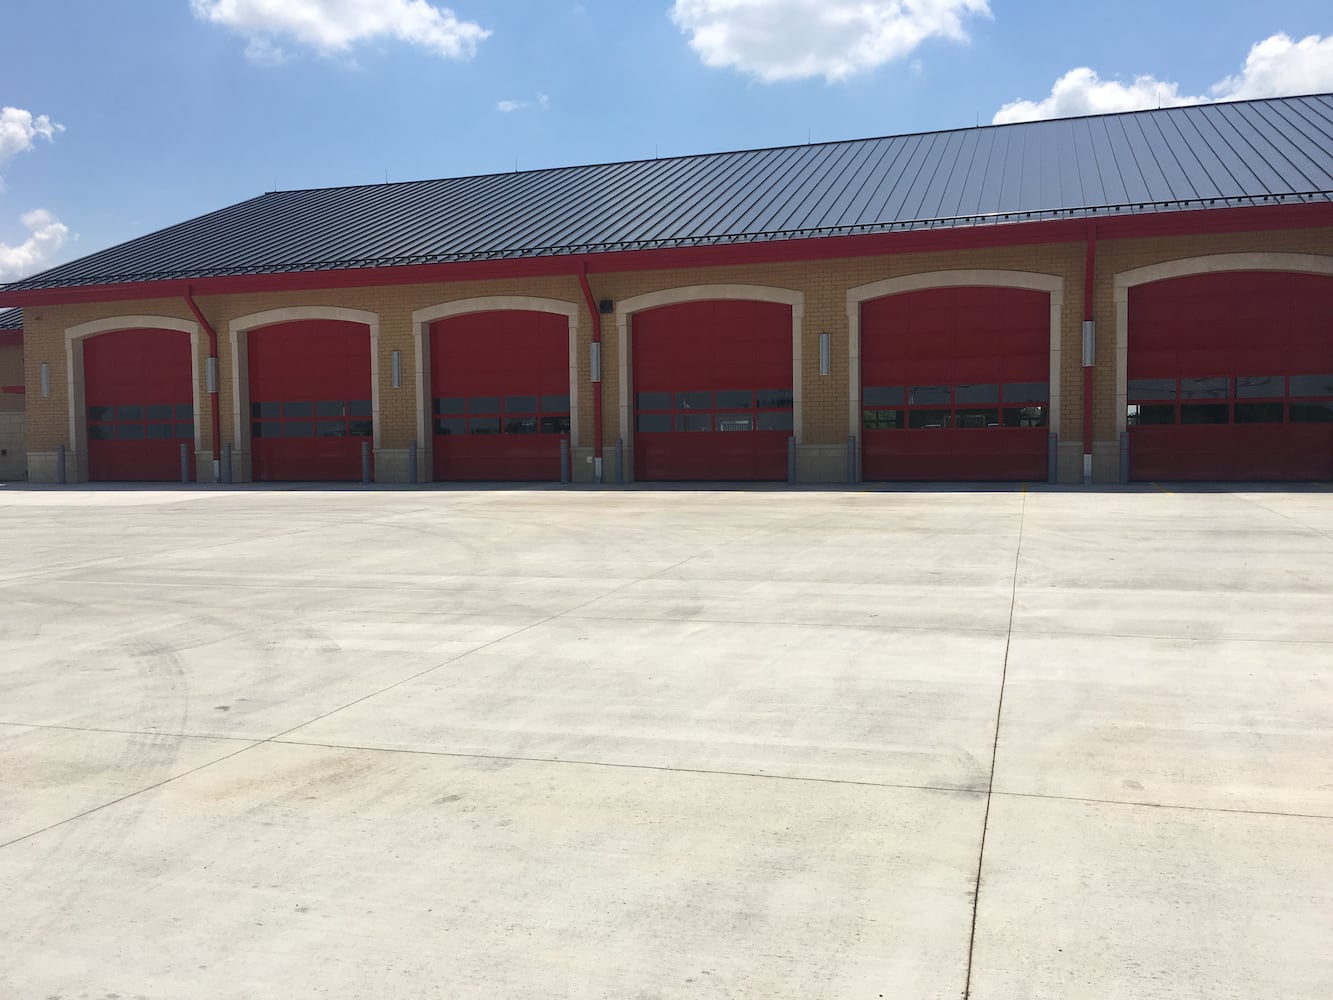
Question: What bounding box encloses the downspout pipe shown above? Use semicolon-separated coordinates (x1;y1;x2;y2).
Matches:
184;287;222;482
1082;224;1097;483
577;265;604;480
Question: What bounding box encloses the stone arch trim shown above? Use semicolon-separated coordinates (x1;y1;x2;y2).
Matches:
614;285;806;477
64;315;202;481
228;306;382;472
844;270;1065;454
412;297;582;473
1111;253;1333;435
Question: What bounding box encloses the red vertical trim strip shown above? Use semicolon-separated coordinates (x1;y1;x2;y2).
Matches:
1083;224;1097;462
576;266;603;464
184;288;223;469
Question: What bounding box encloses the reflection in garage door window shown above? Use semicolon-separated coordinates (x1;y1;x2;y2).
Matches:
1289;375;1333;398
1236;376;1285;398
1291;401;1333;423
252;399;372;440
1236;402;1283;423
863;383;1046;431
757;411;794;431
635;388;793;436
1128;379;1177;400
675;413;711;432
954;384;998;404
432;393;570;436
1181;404;1229;424
1180;377;1229;399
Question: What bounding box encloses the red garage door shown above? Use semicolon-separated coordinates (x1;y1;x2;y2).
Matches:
431;311;570;481
633;300;793;481
1128;272;1333;481
249;320;372;482
85;329;194;482
861;287;1049;481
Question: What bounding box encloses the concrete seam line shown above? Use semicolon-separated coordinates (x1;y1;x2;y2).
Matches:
991;789;1333;824
0;740;264;851
265;738;992;797
963;491;1025;1000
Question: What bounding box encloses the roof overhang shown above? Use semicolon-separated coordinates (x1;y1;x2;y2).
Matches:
2;200;1330;309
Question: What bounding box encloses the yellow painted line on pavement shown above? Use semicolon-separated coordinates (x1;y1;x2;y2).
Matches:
1151;482;1174;494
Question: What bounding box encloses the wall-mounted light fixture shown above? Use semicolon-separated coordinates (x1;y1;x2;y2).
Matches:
206;357;218;393
40;362;51;397
391;350;402;388
1082;321;1096;368
819;333;831;376
590;342;602;383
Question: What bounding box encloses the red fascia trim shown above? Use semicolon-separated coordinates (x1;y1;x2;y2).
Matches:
0;383;23;394
2;201;1329;309
0;330;22;346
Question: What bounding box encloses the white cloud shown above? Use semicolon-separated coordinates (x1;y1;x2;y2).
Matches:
0;209;70;282
244;37;289;65
994;33;1333;124
191;0;490;60
670;0;990;82
496;92;551;113
1210;32;1333;100
0;107;64;165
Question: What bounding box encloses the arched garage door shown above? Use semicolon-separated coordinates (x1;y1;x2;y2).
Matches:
633;300;793;481
431;311;570;481
1127;272;1333;481
85;329;194;482
248;320;372;482
861;287;1050;481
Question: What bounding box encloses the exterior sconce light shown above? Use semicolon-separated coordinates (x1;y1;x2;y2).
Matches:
40;362;51;397
819;333;831;376
590;342;602;383
206;357;218;393
391;350;402;388
1082;321;1096;367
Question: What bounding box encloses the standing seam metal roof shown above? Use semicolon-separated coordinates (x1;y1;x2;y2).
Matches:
2;93;1331;293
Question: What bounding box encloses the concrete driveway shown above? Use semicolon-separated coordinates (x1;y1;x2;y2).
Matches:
1;483;1330;999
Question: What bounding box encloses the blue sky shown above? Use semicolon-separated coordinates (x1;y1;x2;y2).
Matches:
2;0;1331;282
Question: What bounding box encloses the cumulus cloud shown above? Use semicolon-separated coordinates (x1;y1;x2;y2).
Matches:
1210;32;1333;100
994;32;1333;124
0;107;64;165
191;0;490;61
0;209;70;282
497;92;550;113
671;0;990;82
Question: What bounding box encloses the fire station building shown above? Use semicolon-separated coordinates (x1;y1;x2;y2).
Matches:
1;94;1330;486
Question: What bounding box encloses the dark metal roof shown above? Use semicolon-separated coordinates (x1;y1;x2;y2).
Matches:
0;307;22;329
4;94;1332;293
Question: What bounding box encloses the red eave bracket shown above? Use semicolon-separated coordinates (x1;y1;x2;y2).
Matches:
2;200;1329;309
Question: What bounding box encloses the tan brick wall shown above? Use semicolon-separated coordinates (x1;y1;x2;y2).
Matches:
16;224;1332;482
